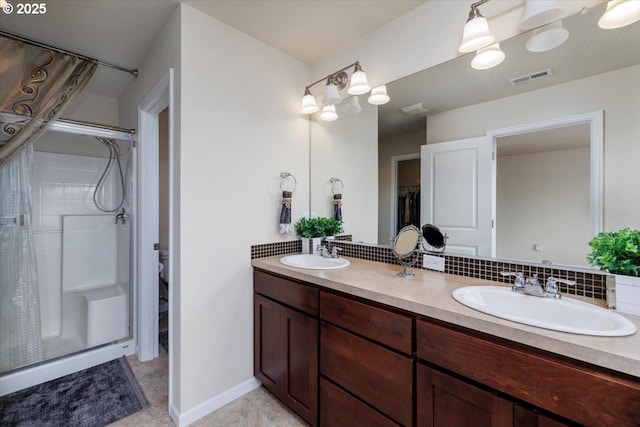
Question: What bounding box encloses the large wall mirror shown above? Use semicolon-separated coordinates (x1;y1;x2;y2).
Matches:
309;2;640;268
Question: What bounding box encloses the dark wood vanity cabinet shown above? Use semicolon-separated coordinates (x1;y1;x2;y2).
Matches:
253;268;640;427
253;270;319;426
319;291;414;427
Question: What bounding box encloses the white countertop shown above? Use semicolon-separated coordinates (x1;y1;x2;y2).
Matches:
252;255;640;378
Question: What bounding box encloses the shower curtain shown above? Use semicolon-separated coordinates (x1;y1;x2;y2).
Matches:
0;35;97;371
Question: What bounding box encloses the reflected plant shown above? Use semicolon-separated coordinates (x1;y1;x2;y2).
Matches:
587;228;640;276
294;217;343;238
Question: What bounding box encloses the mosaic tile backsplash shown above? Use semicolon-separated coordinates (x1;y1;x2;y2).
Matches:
251;238;608;301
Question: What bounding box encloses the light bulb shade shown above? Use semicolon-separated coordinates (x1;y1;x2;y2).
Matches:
320;105;338;121
598;0;640;29
526;20;569;52
323;82;342;106
519;0;565;30
301;93;319;114
471;43;505;70
342;96;362;114
459;16;495;53
368;85;390;105
348;70;371;95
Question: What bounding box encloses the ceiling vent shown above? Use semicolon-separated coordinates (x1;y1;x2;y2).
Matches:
509;68;553;86
400;102;432;115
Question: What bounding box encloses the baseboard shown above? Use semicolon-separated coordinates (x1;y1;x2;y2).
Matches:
173;376;262;426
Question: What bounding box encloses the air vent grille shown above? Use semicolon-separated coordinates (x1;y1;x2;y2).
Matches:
509;68;553;86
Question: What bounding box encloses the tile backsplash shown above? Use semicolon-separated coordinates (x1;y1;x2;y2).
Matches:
251;238;609;301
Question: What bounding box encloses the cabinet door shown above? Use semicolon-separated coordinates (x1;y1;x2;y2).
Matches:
254;293;319;426
417;364;512;427
282;305;318;426
254;294;283;393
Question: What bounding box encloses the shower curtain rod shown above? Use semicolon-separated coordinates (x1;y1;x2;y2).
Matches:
0;30;138;77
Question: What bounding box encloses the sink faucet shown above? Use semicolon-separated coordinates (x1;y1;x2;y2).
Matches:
316;244;342;259
501;272;575;299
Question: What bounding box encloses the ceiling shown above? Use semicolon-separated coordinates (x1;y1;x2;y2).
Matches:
0;0;425;98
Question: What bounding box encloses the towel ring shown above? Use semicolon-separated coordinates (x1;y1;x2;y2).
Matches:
280;172;297;192
330;177;344;195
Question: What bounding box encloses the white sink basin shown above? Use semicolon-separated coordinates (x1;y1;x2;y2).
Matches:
452;286;636;337
280;254;350;270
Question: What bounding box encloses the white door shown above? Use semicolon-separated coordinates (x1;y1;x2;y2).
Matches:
421;136;493;257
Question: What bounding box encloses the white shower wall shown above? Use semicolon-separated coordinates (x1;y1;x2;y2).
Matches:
31;150;127;341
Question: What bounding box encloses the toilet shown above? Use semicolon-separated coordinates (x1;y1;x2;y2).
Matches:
159;250;169;283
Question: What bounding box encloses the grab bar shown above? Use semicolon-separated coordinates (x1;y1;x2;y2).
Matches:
0;215;26;226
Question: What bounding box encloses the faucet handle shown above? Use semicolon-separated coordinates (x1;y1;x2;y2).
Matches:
500;271;525;290
331;246;342;258
544;276;576;298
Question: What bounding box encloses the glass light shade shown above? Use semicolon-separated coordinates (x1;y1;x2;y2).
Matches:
320;105;338;121
459;16;495;53
368;85;390;105
598;0;640;29
300;93;319;114
348;70;371;95
323;83;342;106
519;0;565;30
526;20;569;52
342;96;362;114
471;43;505;70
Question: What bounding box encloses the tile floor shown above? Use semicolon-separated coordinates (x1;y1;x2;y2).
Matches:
109;315;306;426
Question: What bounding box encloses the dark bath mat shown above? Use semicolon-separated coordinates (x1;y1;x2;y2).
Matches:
0;356;148;427
159;331;169;354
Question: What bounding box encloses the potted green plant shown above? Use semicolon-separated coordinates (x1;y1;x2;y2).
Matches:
294;217;344;254
587;228;640;314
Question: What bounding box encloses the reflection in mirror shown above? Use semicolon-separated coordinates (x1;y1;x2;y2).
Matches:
310;2;640;268
392;225;421;277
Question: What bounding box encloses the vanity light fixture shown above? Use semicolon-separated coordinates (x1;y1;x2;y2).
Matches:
368;85;390;105
598;0;640;29
342;96;362;114
320;105;338;121
471;43;505;70
526;20;569;52
459;0;495;53
519;0;565;30
323;78;342;106
300;88;319;114
300;60;390;119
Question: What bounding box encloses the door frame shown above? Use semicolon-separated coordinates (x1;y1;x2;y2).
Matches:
137;69;175;409
486;111;604;256
390;152;420;241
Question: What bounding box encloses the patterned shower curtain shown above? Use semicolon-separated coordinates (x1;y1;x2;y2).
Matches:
0;35;96;372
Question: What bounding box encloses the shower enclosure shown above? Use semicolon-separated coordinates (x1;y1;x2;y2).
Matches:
0;122;135;394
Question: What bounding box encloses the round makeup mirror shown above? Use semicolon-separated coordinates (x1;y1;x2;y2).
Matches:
392;225;421;277
422;224;447;253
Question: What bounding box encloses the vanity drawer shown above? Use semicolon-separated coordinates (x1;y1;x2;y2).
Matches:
416;318;640;427
320;291;413;355
320;378;401;427
321;322;413;426
254;269;318;315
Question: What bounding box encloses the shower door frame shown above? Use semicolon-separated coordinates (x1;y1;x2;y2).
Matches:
0;120;136;396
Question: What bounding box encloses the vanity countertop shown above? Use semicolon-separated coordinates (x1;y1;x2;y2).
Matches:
252;255;640;379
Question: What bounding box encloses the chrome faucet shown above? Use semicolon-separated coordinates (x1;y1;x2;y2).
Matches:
501;272;575;299
316;244;342;259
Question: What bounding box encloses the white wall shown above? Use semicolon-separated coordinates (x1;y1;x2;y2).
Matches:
427;64;640;231
497;147;590;266
63;91;119;125
310;100;378;243
178;4;309;411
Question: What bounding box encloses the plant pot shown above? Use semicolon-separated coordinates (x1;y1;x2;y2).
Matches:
301;237;324;254
614;274;640;315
